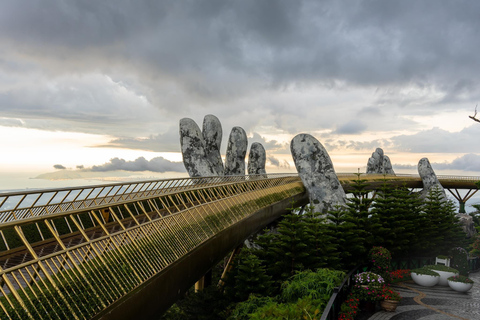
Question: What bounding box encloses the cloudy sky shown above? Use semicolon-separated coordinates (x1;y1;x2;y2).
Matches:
1;0;480;188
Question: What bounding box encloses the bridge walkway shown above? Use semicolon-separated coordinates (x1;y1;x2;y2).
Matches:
0;173;477;319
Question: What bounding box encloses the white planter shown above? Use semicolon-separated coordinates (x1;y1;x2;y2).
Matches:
448;280;473;292
411;272;440;287
433;270;459;286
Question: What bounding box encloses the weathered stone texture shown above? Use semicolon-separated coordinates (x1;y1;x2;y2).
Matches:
457;213;477;238
224;126;248;176
290;133;346;214
383;155;395;175
366;148;395;175
202;114;224;176
179;118;217;177
418;157;447;200
248;142;267;175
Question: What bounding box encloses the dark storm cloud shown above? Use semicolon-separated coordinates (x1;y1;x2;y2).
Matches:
393;154;480;172
87;157;185;173
268;156;280;167
248;133;286;152
392;125;480;153
434;154;480;171
97;127;180;152
334;120;367;134
3;1;480;93
1;1;480;151
267;156;290;169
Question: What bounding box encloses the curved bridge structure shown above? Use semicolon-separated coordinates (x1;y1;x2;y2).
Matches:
0;173;477;319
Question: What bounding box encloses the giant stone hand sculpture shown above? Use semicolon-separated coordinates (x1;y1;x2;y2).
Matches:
366;148;395;175
202;115;224;176
290;134;346;214
224;127;248;176
180;115;265;178
247;142;267;175
179;118;217;177
418;157;447;201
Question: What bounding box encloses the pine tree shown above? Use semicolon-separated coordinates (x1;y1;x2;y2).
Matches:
418;187;466;255
302;205;339;269
228;249;273;301
370;182;422;258
271;210;310;280
339;174;377;266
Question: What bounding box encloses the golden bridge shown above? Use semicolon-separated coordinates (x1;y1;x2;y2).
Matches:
0;173;477;319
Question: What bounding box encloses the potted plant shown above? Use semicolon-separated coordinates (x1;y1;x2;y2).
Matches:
447;275;475;292
424;265;459;286
379;286;402;312
411;267;440;287
352;272;385;312
369;246;392;283
353;271;385;288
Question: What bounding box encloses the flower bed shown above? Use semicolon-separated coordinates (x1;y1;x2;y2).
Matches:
390;269;411;283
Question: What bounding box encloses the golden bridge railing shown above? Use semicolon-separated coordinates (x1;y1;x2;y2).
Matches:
0;174;304;320
338;173;480;182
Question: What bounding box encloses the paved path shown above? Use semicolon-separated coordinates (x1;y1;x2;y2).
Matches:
368;271;480;320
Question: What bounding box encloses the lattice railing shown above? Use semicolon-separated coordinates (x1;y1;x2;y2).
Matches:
0;174;304;319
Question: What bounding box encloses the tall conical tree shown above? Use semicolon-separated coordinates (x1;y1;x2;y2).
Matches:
325;205;363;269
271;210;310;280
418;187;466;255
370;182;422;258
340;174;378;266
225;249;273;302
302;205;339;269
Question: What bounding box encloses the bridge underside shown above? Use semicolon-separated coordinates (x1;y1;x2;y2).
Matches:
94;192;308;320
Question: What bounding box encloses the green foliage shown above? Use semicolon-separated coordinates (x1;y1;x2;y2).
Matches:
411;267;440;276
424;264;459;273
271;210;310;280
417;187;466;256
449;247;470;276
325;205;364;270
447;275;474;283
338;292;360;320
225;249;273;302
249;297;321;320
229;295;276;320
228;269;343;320
469;234;480;257
370;182;422;258
302;205;339;269
280;269;345;303
340;176;376;266
169;286;229;320
469;204;480;232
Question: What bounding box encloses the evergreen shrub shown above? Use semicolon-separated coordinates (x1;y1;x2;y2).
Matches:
369;246;391;284
450;247;469;276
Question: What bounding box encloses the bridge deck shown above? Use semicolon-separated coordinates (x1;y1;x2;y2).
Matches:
0;174;305;320
0;173;477;319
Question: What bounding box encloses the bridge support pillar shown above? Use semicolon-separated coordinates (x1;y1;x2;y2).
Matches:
194;269;212;292
446;188;478;214
195;277;204;292
459;201;466;214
